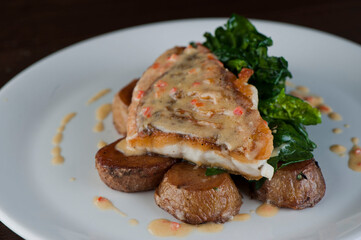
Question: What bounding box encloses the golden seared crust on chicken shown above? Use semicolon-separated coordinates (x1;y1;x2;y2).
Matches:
154;162;242;224
119;45;274;180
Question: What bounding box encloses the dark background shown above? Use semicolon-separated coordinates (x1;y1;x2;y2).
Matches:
0;0;360;239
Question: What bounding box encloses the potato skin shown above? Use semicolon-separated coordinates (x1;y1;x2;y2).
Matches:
250;159;326;209
96;139;178;192
112;79;138;135
154;162;242;224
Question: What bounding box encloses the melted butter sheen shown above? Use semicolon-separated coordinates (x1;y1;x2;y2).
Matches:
256;203;279;217
147;219;224;237
138;48;256;151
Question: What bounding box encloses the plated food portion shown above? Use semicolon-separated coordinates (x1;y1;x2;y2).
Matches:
95;14;326;233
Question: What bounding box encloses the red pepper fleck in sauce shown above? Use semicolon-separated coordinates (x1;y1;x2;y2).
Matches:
152;62;160;69
97;196;105;202
142;107;152;118
355;148;361;155
192;82;201;87
167;54;178;62
233;106;244;116
188;68;197;74
191;99;204;107
155;80;168;88
318;105;330;113
169;87;177;94
207;54;215;60
170;222;181;231
136;90;144;100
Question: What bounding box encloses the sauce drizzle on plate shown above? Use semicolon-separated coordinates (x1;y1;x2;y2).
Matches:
51;112;76;165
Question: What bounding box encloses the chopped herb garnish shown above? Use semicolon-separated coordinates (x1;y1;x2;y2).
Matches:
205;167;225;176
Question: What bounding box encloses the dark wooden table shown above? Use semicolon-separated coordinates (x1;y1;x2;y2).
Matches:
1;0;360;239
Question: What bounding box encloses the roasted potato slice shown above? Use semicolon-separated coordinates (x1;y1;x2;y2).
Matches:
96;138;178;192
155;162;242;224
250;159;326;209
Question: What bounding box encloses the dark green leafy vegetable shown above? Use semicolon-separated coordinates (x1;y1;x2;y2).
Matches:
201;14;321;187
266;118;317;171
203;14;292;99
259;89;322;125
205;167;225;176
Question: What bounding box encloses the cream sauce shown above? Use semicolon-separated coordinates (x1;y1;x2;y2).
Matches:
93;103;112;132
93;196;127;217
147;219;224;237
148;219;194;237
232;213;251;222
330;144;347;156
196;223;224;233
97;140;107;149
137;47;268;153
348;137;361;172
129;218;139;226
328;112;342;121
348;145;361;172
285;80;295;88
290;88;332;114
351;137;359;145
116;138;146;156
87;88;111;105
51;112;76;165
256;203;279;217
52;132;63;145
332;128;343;134
295;85;309;94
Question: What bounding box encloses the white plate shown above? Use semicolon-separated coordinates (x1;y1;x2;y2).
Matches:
1;18;361;240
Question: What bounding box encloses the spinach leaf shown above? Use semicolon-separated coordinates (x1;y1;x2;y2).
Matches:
259;89;322;125
203;14;292;99
205;167;226;176
267;119;316;171
200;14;320;188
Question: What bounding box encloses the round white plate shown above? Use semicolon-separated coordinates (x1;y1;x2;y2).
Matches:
1;18;361;240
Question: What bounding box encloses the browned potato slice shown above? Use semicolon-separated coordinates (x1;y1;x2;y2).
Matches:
250;159;326;209
112;79;138;135
154;162;242;224
96;138;178;192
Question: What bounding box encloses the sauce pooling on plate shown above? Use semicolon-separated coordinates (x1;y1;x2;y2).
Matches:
97;140;107;149
232;213;251;221
256;203;279;217
330;144;347;157
348;137;361;172
93;196;127;217
51;112;76;165
93;103;112;132
147;219;224;237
